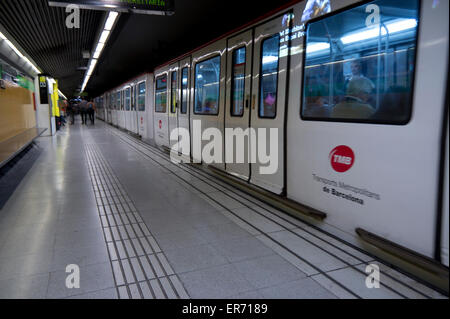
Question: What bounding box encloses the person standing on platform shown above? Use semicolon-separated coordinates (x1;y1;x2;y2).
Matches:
79;97;88;125
87;99;96;125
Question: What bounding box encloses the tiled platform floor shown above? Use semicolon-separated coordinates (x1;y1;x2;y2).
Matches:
0;119;446;299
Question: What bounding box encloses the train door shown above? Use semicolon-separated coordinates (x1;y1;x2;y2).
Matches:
130;85;135;133
137;80;147;138
168;62;179;151
113;92;118;126
112;92;116;126
133;84;139;134
106;93;110;123
125;86;131;131
118;90;123;127
131;84;138;134
122;89;126;129
178;57;191;155
224;15;290;194
145;74;154;141
249;15;290;194
154;72;170;147
225;30;253;181
118;90;122;128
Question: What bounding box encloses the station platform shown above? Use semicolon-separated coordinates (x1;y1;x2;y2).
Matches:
0;119;446;299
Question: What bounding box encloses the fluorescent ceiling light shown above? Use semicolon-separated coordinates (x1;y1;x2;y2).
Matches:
89;59;97;69
81;11;119;93
306;42;330;54
0;30;41;73
99;30;110;43
104;11;118;31
93;42;104;59
341;18;417;45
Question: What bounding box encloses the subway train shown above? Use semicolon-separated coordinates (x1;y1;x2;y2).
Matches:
95;0;449;277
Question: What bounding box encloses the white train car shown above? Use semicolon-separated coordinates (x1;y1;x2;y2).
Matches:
137;73;155;141
101;73;155;141
98;0;449;288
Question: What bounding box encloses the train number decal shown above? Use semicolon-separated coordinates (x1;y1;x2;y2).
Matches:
330;145;354;173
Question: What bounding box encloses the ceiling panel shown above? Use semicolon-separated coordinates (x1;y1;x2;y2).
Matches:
0;0;296;97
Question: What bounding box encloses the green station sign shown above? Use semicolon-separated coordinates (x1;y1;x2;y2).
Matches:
48;0;175;15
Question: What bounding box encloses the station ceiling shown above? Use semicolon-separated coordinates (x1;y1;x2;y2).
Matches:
0;0;295;98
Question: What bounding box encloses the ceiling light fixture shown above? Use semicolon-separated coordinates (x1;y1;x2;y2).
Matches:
80;11;119;93
0;30;41;74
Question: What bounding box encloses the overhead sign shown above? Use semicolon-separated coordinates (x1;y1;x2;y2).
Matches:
39;76;49;104
48;0;175;16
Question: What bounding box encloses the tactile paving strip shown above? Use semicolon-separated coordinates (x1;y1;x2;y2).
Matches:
84;143;189;299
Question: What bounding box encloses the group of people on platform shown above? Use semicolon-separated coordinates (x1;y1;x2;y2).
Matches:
62;97;97;126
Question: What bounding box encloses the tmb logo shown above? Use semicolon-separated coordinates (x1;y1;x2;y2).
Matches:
330;145;355;173
159;120;162;129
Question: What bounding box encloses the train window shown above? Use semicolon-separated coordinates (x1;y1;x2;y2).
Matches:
180;67;189;114
116;92;120;110
194;55;220;115
301;0;419;124
231;47;246;117
125;87;131;111
259;34;280;119
155;75;167;113
171;71;178;113
138;81;146;111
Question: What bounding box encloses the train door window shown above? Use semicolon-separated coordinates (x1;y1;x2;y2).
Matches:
231;47;246;117
117;92;121;110
259;34;280;119
155;75;167;113
171;71;178;113
138;81;146;111
180;67;189;114
125;87;131;111
301;0;419;124
194;55;220;115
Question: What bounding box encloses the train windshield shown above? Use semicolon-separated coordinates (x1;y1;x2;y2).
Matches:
301;0;419;124
194;56;220;115
155;75;167;113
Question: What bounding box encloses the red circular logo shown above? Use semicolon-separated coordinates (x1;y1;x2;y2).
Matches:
159;120;162;129
141;117;143;125
329;145;355;173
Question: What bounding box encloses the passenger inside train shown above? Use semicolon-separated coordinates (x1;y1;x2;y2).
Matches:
302;0;417;124
332;74;376;119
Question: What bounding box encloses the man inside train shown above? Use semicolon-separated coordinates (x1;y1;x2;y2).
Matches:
345;60;375;93
331;76;375;119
